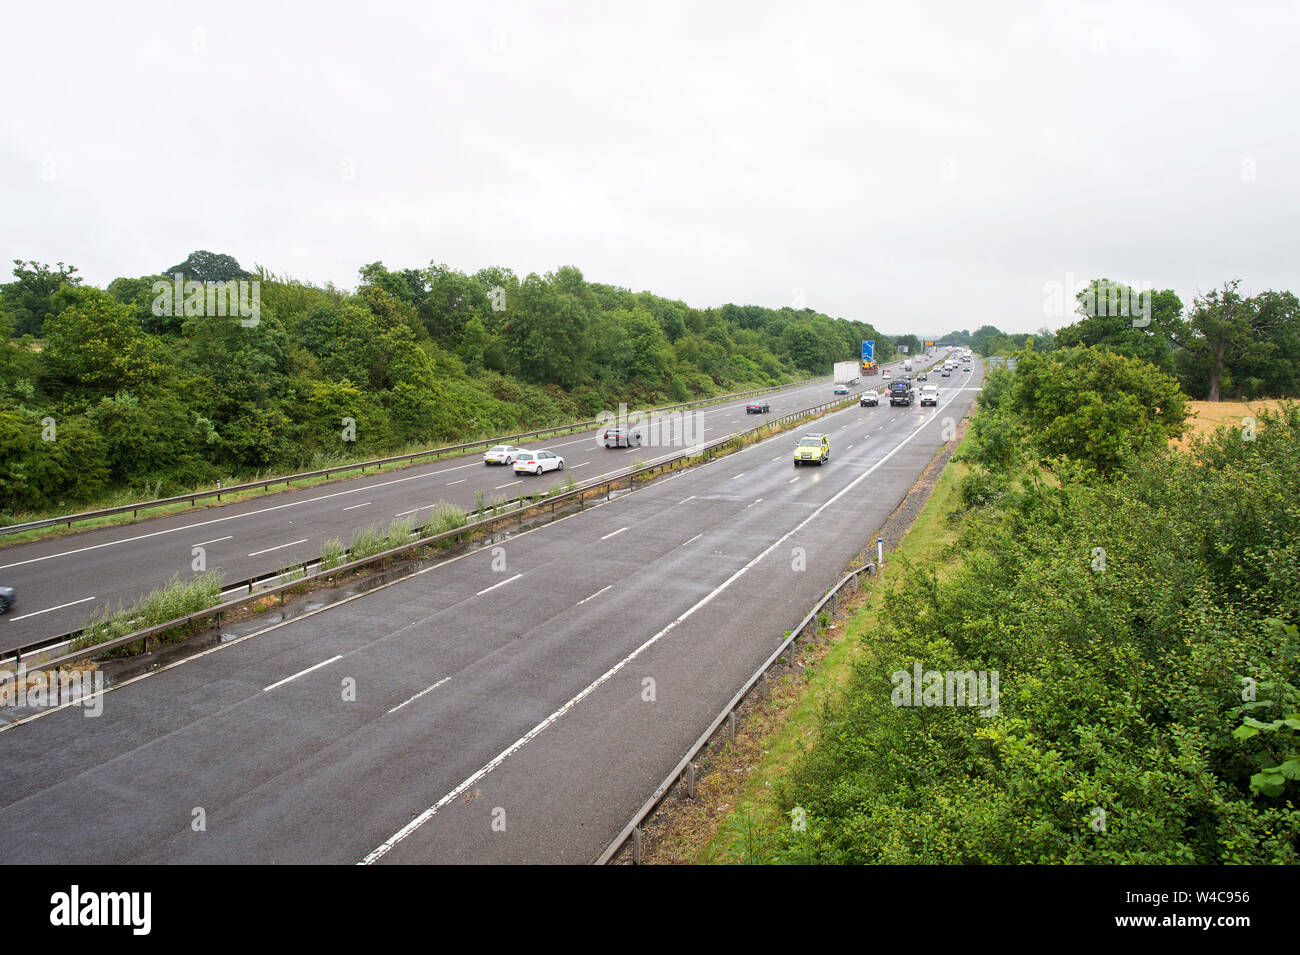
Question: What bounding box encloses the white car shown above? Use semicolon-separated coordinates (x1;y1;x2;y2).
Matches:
484;444;525;466
513;450;565;475
882;369;892;379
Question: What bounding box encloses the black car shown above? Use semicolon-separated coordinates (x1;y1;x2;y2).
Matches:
917;372;928;381
602;426;643;448
0;585;14;614
746;402;770;414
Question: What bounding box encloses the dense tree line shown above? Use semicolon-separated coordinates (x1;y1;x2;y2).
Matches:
0;253;896;516
753;347;1299;863
1037;278;1299;400
938;277;1300;402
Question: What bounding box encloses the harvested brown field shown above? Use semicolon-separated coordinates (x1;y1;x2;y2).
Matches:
1172;399;1296;450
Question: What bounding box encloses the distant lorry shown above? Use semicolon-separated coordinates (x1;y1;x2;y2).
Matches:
903;358;913;372
833;360;860;385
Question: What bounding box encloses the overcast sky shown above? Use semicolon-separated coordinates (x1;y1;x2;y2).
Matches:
3;1;1296;335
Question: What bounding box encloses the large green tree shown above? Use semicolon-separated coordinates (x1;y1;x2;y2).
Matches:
1170;281;1294;401
41;291;165;402
508;268;594;389
164;250;251;283
1;260;83;336
1054;278;1181;374
968;345;1188;477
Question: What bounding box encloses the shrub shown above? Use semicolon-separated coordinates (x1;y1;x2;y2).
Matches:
348;524;387;561
74;572;222;652
319;537;346;571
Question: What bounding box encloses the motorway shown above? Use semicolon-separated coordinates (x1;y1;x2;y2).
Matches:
0;372;896;653
0;353;981;863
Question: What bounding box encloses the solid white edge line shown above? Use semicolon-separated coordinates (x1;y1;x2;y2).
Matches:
262;654;342;692
360;385;966;864
6;381;956;747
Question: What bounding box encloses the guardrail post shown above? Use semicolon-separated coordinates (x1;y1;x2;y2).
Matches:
727;710;736;744
632;827;643;865
685;762;697;798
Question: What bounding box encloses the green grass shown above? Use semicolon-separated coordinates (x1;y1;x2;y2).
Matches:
319;537;346;571
423;502;468;537
348;524;388;562
73;572;224;654
384;516;416;551
697;453;971;864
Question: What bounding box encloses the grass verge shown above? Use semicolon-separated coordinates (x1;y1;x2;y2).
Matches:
647;450;973;864
72;572;224;656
